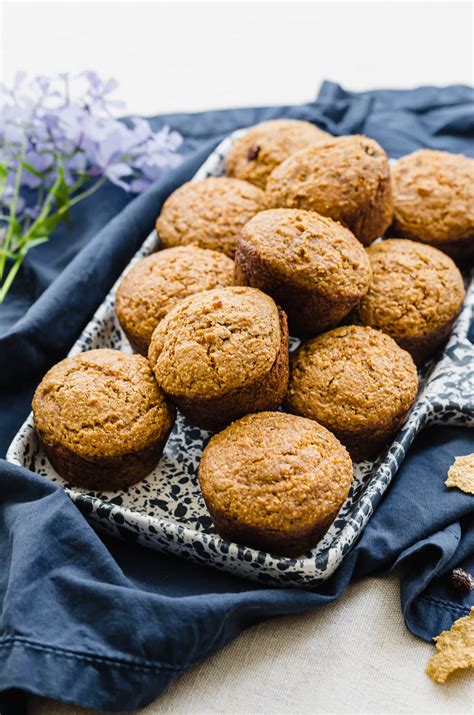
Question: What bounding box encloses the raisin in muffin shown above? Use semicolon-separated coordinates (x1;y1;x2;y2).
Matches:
198;411;353;557
391;149;474;264
353;239;465;364
226;119;332;189
267;135;393;246
116;246;234;356
286;326;418;461
235;208;371;337
148;287;288;430
32;349;176;490
156;177;267;258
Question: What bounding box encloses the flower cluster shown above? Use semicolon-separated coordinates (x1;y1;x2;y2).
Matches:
0;71;183;301
1;71;183;203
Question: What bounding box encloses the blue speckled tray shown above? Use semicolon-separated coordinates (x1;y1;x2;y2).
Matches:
6;132;474;589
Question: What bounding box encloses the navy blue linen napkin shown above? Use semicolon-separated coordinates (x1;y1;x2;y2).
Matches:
0;83;473;712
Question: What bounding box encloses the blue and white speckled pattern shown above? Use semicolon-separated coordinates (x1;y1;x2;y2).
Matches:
6;131;474;589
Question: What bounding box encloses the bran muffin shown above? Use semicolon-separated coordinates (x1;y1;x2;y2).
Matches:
235;208;371;337
155;177;267;258
266;135;393;246
115;246;234;356
32;349;176;490
391;150;474;264
225;119;332;189
286;326;418;461
148;287;289;430
353;239;465;365
198;411;353;557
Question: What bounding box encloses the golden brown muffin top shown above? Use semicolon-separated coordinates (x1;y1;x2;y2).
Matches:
238;208;371;297
266;135;393;241
225;119;332;189
198;411;353;533
354;239;465;339
391;150;474;244
148;287;282;400
155;177;267;257
32;349;175;460
287;325;418;433
115;246;234;353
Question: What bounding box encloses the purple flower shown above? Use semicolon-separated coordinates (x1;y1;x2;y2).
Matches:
104;162;133;190
2;185;25;215
21;152;53;189
130;117;153;143
81;71;125;114
2;71;185;301
1;71;183;196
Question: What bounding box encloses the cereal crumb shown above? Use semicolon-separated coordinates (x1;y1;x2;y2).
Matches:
426;608;474;683
445;454;474;495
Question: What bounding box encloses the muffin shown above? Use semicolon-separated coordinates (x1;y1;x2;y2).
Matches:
156;177;267;257
198;412;353;557
267;135;393;246
235;208;371;337
115;246;234;356
225;119;332;189
391;149;474;264
286;326;418;461
353;239;465;365
32;349;176;490
148;287;288;430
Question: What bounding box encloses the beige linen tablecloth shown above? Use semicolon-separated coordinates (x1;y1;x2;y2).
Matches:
29;575;472;714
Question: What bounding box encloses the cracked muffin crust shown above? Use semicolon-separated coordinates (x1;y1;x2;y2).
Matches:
148;287;289;430
235;208;371;337
353;239;465;364
198;411;353;557
155;176;267;258
286;325;418;461
32;349;176;490
266;135;393;246
391;149;474;264
225;119;332;189
115;246;234;356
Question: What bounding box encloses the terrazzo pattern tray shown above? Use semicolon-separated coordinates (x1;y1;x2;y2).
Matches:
7;131;474;588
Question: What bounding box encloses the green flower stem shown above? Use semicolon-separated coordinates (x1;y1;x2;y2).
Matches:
19;175;106;249
25;160;66;237
0;251;25;303
69;175;88;195
0;174;107;303
0;143;25;281
67;175;107;207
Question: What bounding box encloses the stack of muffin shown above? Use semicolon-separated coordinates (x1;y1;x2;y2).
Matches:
33;119;472;557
